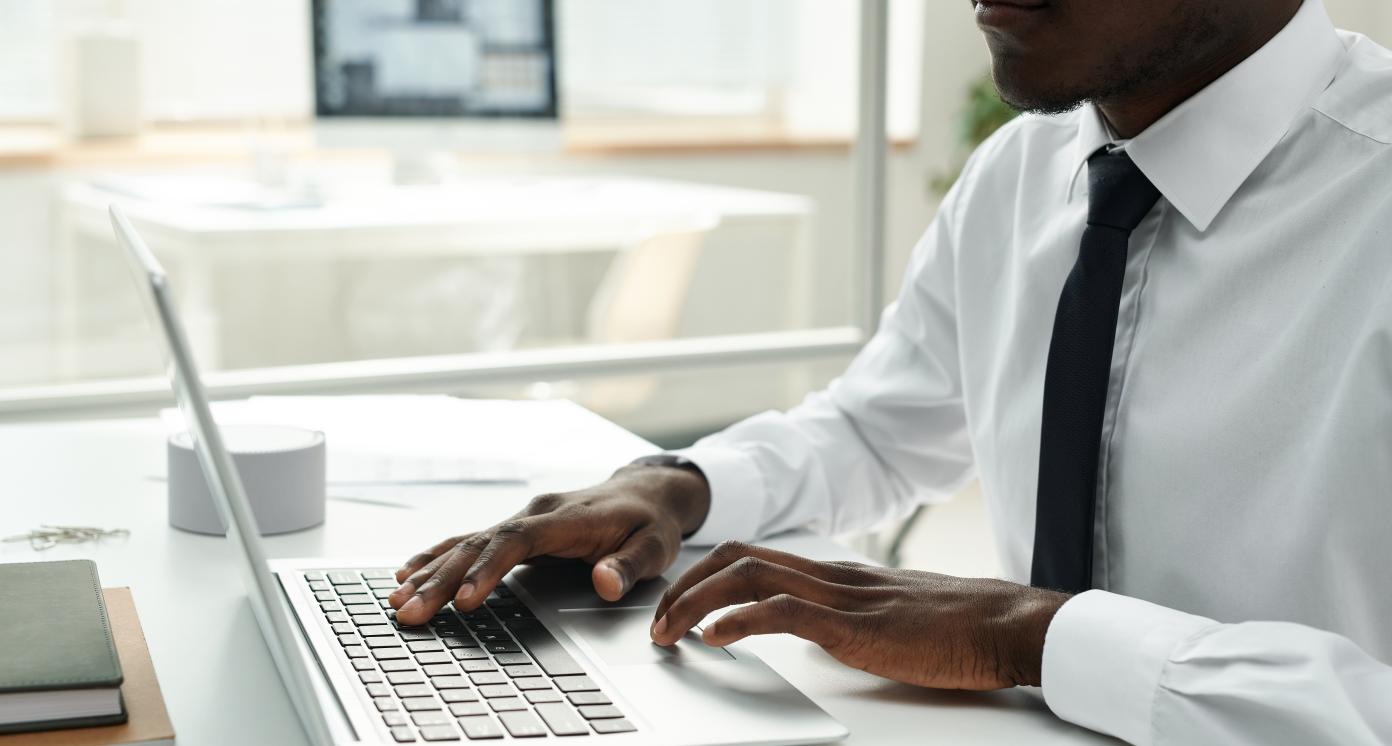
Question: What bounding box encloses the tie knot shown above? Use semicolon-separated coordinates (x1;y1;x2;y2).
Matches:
1086;149;1161;232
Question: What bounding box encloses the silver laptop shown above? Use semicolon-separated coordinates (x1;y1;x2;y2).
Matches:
111;205;848;745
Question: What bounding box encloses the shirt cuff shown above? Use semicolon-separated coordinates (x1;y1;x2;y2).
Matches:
1042;590;1217;746
669;445;766;546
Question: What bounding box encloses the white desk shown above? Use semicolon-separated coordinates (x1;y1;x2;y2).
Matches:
0;404;1109;744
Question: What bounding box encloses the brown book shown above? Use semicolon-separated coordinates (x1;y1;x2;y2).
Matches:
0;588;174;746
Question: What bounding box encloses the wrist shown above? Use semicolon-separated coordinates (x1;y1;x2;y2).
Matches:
1001;587;1070;688
620;456;712;537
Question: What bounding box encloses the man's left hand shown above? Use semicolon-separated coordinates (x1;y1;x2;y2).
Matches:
650;541;1069;690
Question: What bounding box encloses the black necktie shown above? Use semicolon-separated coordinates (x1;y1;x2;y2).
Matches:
1031;149;1160;593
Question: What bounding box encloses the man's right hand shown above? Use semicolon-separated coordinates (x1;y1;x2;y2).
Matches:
389;462;711;626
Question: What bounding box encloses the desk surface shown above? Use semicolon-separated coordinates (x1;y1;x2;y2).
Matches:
0;408;1108;745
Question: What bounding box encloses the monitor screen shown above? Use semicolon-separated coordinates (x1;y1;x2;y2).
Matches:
312;0;557;119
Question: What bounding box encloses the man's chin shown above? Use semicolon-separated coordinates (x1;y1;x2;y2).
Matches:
990;66;1088;116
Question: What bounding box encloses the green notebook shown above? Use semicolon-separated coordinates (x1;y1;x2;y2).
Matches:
0;560;127;734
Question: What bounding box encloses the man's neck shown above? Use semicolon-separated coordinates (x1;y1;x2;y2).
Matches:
1096;3;1303;138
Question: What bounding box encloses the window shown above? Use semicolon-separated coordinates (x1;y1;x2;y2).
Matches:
0;0;942;441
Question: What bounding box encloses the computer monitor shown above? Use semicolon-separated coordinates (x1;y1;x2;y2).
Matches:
310;0;561;181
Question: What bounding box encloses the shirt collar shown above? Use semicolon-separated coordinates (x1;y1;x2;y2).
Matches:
1066;0;1347;232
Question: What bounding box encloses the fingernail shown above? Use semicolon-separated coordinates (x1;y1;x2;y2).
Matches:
653;615;668;637
602;562;627;591
400;596;422;618
457;582;475;600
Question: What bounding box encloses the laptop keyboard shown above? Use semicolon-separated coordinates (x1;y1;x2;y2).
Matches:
305;569;637;741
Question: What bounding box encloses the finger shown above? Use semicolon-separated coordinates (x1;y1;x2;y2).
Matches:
390;533;481;608
395;533;469;583
654;540;861;622
391;541;461;608
701;594;848;648
651;558;850;645
454;513;584;610
593;525;676;602
394;535;492;625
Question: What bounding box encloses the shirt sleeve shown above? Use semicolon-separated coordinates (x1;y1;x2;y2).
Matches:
1043;590;1392;745
674;146;989;546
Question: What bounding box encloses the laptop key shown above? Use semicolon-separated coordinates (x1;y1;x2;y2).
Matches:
359;670;385;683
469;672;507;686
362;569;396;579
418;724;461;741
512;678;552;691
402;697;442;712
400;629;437;642
367;683;392;698
408;640;444;653
441;689;479;703
504;665;541;678
483;641;520;654
566;691;610;706
477;684;515;698
423;663;459;677
395;684;434;698
459;659;496;673
553;676;599;693
415;651;453;666
331;621;355;635
506;621;585;676
449;701;488;718
361;624;397;637
533;702;590;736
498;710;547;738
383;711;408;727
344;646;370;659
524;690;563;704
327;571;359;584
373;648;411;661
338;634;363;647
325;611;350;624
443;637;480;649
431;676;471;690
381;659;416;672
303;571;326;581
591;718;636;734
388;671;427;685
488;697;527;712
374;588;395;599
375;697;399;711
322;601;344;613
368;577;399;588
354;614;387;626
457;716;503;740
412;711;453;727
353;659;377;672
315;591;336;603
577;705;623;720
390;725;416;742
492;652;530;666
454;649;489;661
368;637;404;649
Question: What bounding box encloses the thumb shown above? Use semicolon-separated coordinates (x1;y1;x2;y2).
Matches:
593;526;674;602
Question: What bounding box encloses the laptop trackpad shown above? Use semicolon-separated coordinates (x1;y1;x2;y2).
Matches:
559;608;735;666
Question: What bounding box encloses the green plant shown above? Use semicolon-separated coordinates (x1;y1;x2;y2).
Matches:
930;72;1019;195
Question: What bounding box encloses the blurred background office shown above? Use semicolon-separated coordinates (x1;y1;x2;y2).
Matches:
2;0;1389;566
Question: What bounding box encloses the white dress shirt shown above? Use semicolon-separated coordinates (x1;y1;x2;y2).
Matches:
676;1;1392;743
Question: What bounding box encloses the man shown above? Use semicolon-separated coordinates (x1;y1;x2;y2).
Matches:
391;0;1392;741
